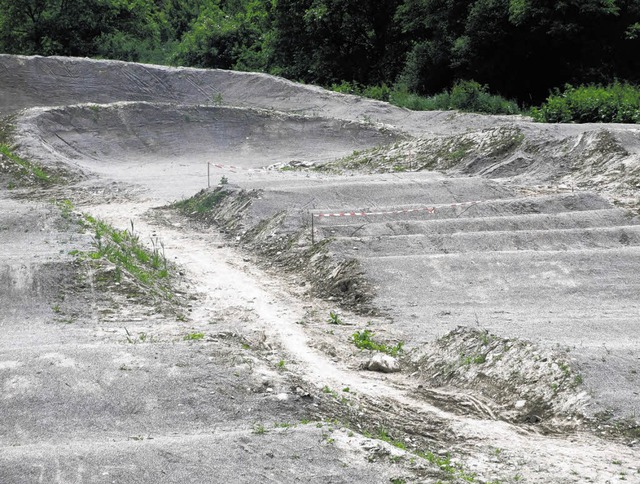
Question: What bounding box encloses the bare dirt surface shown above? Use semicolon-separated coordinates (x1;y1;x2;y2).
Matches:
1;55;640;483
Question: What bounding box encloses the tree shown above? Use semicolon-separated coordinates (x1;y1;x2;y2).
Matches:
270;0;402;85
0;0;161;59
172;0;273;71
394;0;472;94
393;0;640;102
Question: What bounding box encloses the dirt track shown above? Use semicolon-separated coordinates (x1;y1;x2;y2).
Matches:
1;55;640;483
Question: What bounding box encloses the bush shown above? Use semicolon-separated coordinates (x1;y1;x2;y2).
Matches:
447;80;521;115
329;82;391;102
333;80;520;115
532;83;640;124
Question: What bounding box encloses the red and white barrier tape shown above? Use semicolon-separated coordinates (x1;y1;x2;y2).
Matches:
209;163;263;173
313;200;483;218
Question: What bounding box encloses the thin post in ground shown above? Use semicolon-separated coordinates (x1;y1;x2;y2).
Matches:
311;213;315;245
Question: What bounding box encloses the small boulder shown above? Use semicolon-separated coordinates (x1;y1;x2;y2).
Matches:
365;353;401;373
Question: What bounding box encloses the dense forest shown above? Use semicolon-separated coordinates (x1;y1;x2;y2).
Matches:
1;0;639;110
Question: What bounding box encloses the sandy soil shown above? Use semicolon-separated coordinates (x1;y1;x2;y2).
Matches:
1;55;639;483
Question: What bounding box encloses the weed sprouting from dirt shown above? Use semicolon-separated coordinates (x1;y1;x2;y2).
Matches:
252;423;268;435
327;311;344;325
64;202;177;308
125;328;154;344
79;214;170;287
0;118;15;145
183;332;205;341
352;330;404;356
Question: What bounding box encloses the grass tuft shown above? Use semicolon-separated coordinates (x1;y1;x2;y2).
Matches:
352;330;404;356
70;208;173;301
173;187;229;214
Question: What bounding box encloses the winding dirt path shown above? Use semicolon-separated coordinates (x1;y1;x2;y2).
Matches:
89;200;640;484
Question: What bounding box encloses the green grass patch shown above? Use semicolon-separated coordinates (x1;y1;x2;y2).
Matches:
532;82;640;123
173;187;229;214
352;329;404;356
73;213;172;297
0;144;53;184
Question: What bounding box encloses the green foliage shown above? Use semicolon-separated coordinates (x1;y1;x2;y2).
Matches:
335;81;520;115
173;187;229;214
327;311;343;325
183;332;205;341
331;81;392;102
75;215;171;292
399;0;640;103
532;83;640;124
352;330;404;356
271;0;403;86
0;0;163;60
1;0;639;107
171;0;272;71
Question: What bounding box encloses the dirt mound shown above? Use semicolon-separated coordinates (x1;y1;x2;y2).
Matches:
323;125;640;206
407;327;590;429
0;54;522;138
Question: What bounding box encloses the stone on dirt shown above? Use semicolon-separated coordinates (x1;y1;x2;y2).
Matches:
365;353;401;373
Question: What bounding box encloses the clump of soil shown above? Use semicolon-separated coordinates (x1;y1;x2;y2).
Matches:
406;327;591;430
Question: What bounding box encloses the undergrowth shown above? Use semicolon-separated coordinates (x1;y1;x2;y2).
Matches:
330;80;521;115
532;82;640;124
69;211;173;299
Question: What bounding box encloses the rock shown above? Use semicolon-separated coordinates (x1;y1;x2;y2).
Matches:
365;353;401;373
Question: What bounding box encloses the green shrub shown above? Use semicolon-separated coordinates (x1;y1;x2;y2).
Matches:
334;80;520;115
532;83;640;124
447;80;521;115
0;144;52;183
361;84;391;102
330;82;391;102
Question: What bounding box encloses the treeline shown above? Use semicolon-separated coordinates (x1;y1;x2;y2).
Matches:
1;0;639;106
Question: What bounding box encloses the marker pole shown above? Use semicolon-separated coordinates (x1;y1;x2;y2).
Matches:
311;213;315;245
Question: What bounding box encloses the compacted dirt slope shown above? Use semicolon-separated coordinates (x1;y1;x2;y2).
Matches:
1;55;640;483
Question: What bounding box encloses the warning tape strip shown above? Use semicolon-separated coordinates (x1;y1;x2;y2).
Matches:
208;162;317;176
313;200;483;218
209;163;262;173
